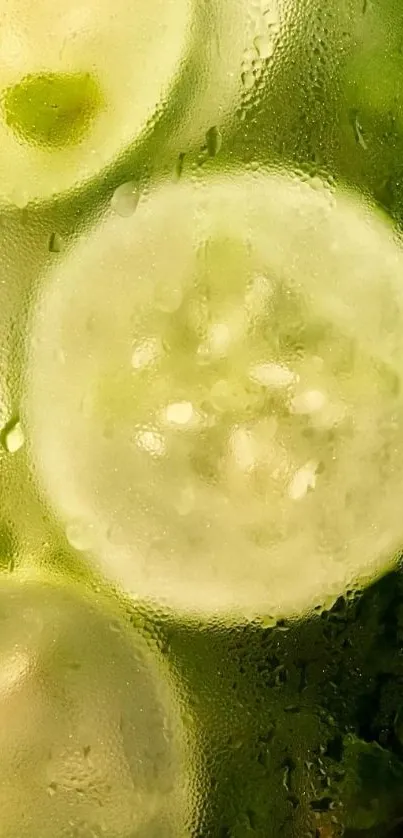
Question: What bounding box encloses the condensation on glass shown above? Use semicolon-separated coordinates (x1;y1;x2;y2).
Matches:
0;0;402;835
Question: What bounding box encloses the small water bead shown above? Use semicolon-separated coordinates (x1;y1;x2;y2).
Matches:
48;232;65;254
110;181;139;218
3;419;24;454
205;125;222;157
262;0;281;30
253;33;275;60
241;70;255;90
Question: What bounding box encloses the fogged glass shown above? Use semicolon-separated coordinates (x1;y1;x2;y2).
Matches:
0;0;403;835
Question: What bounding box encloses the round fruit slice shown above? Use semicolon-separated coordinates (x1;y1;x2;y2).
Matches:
0;574;196;837
24;171;403;622
0;0;190;204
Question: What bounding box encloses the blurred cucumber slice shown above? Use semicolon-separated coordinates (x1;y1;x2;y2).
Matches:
24;171;403;622
0;0;190;204
0;575;196;837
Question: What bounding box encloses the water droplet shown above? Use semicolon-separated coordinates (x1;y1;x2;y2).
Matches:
205;125;222;157
291;389;327;415
350;110;367;150
263;0;280;26
47;782;57;797
250;362;297;389
165;402;194;426
2;419;24;454
48;232;64;253
66;521;96;551
254;34;275;60
260;614;277;629
173;152;186;181
111;181;139;217
288;461;318;501
241;70;255;91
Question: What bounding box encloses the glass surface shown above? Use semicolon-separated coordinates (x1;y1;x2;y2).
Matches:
1;0;403;835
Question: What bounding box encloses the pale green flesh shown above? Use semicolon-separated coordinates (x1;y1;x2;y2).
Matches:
25;172;403;621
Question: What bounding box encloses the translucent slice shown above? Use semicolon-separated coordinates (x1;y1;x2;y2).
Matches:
0;0;190;203
24;171;403;622
0;575;196;837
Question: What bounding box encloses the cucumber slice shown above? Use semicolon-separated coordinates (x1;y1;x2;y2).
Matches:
0;0;190;204
24;171;403;622
0;576;195;837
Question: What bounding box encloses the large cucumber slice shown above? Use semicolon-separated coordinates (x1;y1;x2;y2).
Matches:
0;0;191;204
0;0;270;205
24;171;403;622
0;575;195;837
